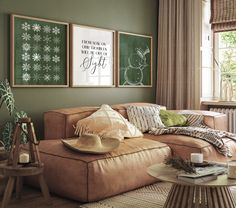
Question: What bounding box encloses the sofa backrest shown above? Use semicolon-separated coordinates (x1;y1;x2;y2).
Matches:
44;103;157;139
44;103;227;140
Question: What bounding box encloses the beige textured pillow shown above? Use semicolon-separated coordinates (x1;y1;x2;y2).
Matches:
127;105;165;132
74;104;143;141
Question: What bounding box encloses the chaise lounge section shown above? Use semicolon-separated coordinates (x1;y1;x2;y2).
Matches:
33;137;170;202
27;103;235;202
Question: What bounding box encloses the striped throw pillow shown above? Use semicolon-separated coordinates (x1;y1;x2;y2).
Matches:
127;105;165;133
180;113;205;127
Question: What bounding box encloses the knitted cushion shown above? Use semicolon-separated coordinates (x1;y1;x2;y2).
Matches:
127;105;165;133
74;104;143;141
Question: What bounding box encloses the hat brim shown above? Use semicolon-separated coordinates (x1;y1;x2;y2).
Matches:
61;137;120;154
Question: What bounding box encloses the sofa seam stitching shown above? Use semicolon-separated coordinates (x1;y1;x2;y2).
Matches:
87;162;89;202
38;145;169;163
161;139;231;149
161;142;210;149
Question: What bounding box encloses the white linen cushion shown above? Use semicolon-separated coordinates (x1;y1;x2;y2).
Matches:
127;105;165;132
74;104;143;141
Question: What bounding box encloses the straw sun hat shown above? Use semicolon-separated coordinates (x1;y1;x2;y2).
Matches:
61;133;120;154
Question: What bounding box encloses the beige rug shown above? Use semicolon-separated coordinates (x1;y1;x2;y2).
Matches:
80;182;170;208
80;182;236;208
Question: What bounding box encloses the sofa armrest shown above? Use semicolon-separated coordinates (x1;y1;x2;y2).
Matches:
174;110;228;131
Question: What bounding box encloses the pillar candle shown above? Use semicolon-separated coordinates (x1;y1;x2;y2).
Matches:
19;153;29;163
190;153;203;163
228;161;236;179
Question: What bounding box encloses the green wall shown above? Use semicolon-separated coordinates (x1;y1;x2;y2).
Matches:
0;0;158;138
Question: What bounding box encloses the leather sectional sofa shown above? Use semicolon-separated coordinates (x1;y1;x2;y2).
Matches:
27;103;236;202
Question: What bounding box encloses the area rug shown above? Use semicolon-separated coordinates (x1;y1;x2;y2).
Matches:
80;182;236;208
80;182;171;208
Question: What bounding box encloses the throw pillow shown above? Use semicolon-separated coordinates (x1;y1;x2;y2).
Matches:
179;113;205;127
160;110;187;127
127;105;165;133
74;104;143;141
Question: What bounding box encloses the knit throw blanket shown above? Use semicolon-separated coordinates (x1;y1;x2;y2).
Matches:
149;126;236;157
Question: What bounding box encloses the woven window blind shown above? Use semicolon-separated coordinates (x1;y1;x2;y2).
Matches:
210;0;236;32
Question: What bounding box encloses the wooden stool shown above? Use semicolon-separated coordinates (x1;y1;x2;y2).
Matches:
0;117;51;208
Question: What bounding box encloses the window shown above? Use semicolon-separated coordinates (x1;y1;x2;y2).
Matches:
201;0;213;100
201;0;236;102
214;32;236;101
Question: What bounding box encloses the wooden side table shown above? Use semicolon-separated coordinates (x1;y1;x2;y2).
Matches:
0;163;51;208
0;117;51;208
147;163;236;208
0;160;7;196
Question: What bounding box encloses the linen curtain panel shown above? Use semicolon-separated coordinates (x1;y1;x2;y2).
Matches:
156;0;201;110
210;0;236;32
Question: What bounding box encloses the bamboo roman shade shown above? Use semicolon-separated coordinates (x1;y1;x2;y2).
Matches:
210;0;236;32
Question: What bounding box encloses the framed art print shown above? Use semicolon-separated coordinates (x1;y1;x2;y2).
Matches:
11;14;69;87
71;24;115;87
118;32;152;87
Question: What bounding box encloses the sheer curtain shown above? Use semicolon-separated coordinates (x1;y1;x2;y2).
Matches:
156;0;201;110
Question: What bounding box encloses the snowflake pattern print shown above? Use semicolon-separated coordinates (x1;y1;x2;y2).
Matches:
22;73;31;82
22;43;31;51
22;63;31;71
33;34;41;42
32;24;41;32
22;22;31;31
14;15;67;85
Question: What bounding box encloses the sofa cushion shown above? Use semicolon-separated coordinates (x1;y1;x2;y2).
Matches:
160;110;187;127
74;104;143;141
127;105;165;132
180;113;205;126
26;138;171;202
144;133;236;161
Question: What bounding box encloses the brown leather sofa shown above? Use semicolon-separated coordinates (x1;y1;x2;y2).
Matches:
28;103;235;202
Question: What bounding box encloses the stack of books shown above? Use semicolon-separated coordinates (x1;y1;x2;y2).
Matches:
177;164;227;184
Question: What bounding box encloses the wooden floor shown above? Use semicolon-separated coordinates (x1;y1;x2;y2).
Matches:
0;186;83;208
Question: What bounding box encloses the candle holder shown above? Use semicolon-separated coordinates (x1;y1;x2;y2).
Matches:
7;117;41;167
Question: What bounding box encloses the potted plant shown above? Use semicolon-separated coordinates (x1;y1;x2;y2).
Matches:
0;79;27;159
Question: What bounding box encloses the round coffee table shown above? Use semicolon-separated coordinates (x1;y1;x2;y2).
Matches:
147;163;236;208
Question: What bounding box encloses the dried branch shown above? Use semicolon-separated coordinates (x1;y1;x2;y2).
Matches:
165;156;196;173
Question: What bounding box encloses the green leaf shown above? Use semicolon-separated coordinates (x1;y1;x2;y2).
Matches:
14;110;28;144
1;122;14;151
14;110;28;122
0;79;15;115
1;111;29;151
